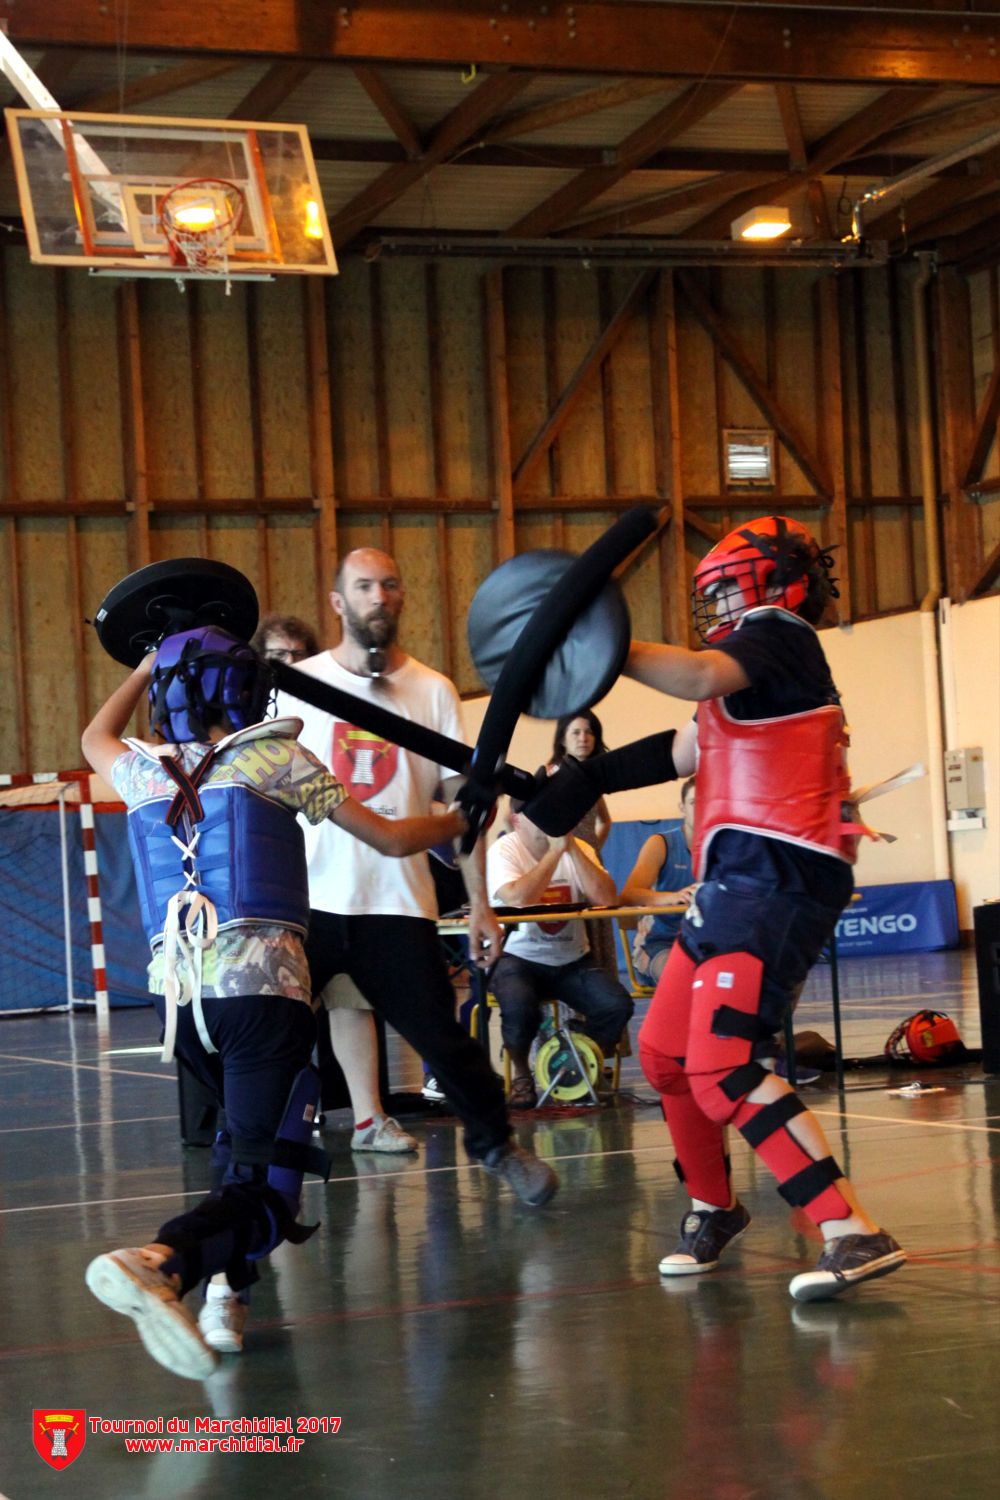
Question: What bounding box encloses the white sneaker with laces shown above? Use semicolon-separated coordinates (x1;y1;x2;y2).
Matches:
199;1294;248;1354
351;1115;419;1154
85;1248;218;1380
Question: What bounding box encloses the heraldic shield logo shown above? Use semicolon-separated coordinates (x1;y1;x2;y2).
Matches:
33;1409;86;1469
331;724;398;803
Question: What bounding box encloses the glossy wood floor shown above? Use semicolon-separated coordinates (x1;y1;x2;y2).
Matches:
1;950;997;1500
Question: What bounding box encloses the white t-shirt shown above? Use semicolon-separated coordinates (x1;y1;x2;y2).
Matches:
487;832;593;966
277;651;464;920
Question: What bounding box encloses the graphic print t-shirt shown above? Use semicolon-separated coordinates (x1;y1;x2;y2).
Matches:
111;723;347;1001
277;652;464;919
487;833;593;967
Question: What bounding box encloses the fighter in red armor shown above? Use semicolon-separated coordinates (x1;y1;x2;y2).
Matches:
524;515;905;1300
630;516;904;1300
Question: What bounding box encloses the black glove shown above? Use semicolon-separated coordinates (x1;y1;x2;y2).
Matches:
523;729;678;836
455;777;500;854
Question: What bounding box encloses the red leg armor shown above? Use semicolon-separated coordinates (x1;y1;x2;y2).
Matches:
639;943;732;1208
684;951;852;1226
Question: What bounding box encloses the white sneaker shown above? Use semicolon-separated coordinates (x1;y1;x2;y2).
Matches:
199;1294;248;1354
351;1115;419;1153
85;1248;218;1380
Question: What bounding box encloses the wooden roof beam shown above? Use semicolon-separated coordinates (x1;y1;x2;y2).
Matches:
508;81;742;238
559;172;779;239
908;188;1000;246
960;360;1000;490
352;65;423;159
686;84;942;239
676;270;833;500
873;92;1000;155
484;78;673;146
862;157;1000;239
228;61;313;120
67;57;244;113
968;536;1000;597
329;70;533;248
775;85;832;237
15;3;1000;88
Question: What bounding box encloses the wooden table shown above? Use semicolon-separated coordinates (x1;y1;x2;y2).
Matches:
438;899;848;1092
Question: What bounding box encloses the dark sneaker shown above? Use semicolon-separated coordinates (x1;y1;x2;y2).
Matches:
789;1230;906;1302
509;1074;538;1111
421;1076;446;1103
658;1202;752;1277
482;1143;558;1207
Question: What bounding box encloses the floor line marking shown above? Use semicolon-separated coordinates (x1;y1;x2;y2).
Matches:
813;1107;1000;1136
0;1051;173;1083
0;1142;683;1216
4;1100;996;1217
0;1114;176;1136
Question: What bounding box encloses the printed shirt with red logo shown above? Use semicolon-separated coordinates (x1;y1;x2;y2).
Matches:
111;726;346;1001
278;652;465;919
486;832;591;967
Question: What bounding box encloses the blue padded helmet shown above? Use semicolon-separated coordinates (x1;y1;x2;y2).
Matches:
148;626;269;744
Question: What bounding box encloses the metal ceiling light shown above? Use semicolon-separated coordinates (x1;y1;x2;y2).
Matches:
731;205;792;241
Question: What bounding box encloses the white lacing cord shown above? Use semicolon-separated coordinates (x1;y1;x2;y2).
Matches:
159;828;220;1063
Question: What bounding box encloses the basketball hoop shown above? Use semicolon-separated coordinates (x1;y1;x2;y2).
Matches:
159;177;246;290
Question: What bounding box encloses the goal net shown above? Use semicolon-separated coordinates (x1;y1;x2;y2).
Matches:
0;772;148;1019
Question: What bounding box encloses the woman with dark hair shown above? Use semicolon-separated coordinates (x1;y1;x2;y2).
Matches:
547;709;617;982
548;710;611;854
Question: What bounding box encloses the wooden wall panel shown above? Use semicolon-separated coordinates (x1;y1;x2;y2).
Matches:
0;246;994;770
507;271;550;500
717;271;766;433
674;291;719;494
6;256;64;499
79;518;131;723
435;265;490;500
67;275;125;501
328;258;378;500
607;268;655;496
256;278;313;500
139;282;199;501
267;514;327;636
391;515;443;668
0;521;19;769
552;270;606;497
448;515;494;693
382;264;435;497
197;284;255;501
773;270;819;497
19;519;77;769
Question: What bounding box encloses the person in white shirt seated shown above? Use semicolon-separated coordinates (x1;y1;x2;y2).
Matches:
486;800;634;1109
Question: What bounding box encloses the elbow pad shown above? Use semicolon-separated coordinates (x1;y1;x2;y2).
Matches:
522;730;677;837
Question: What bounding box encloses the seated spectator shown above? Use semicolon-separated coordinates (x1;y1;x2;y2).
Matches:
546;709;618;981
620;777;696;984
251;613;319;664
487;800;634;1109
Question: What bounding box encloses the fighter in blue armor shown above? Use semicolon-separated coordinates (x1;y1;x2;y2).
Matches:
80;626;469;1379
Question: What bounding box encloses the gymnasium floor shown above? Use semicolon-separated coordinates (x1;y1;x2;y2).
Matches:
1;949;997;1500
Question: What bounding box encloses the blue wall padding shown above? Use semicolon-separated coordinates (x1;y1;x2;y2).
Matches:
0;807;150;1011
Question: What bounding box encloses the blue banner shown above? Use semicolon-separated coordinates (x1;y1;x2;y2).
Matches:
834;879;958;956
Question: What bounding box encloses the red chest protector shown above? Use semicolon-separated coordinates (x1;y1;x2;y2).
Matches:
693;688;856;880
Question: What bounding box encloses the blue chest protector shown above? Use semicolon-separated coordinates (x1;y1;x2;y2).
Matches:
126;728;310;945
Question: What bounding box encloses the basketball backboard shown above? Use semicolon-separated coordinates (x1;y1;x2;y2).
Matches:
5;110;337;281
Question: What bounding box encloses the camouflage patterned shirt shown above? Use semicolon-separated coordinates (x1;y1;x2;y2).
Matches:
111;724;348;1002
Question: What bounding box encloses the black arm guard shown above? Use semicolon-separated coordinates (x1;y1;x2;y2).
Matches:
522;730;678;836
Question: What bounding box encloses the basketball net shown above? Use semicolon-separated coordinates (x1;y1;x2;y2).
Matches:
159;178;246;295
